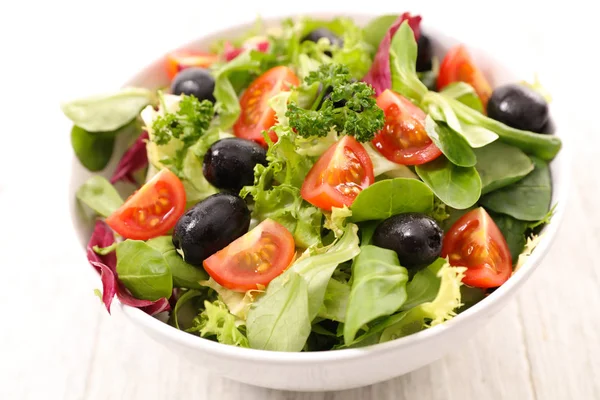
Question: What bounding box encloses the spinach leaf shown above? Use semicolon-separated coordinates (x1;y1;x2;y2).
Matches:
116;240;173;301
146;236;208;289
425;116;477;167
350;178;434;222
61;88;153;132
416;157;482;210
246;270;311;352
489;212;528;262
362;14;398;49
344;245;408;344
480;156;551;221
389;21;428;103
440;82;483;113
71;118;141;172
358;220;379;246
399;258;445;311
71;126;115;171
318;278;351;322
76;176;123;218
448;97;562;160
441;206;476;231
474;141;534;194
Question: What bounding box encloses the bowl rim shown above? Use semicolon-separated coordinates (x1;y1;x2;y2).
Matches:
73;11;572;363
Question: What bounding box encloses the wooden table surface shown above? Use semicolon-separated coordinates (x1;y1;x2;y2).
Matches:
2;1;599;399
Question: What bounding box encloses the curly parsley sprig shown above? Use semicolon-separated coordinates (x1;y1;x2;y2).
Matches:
151;94;215;175
286;64;384;142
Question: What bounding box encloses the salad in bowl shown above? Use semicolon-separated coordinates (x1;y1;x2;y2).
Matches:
63;12;561;355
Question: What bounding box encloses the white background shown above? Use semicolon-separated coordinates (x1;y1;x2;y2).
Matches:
1;0;599;399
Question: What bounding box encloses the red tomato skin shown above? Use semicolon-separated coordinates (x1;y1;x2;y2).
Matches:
166;50;219;80
301;136;374;211
441;208;512;288
233;66;300;146
437;45;492;107
106;169;186;240
203;219;295;292
372;89;442;165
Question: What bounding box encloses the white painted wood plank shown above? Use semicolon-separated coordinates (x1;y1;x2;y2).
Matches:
515;181;600;400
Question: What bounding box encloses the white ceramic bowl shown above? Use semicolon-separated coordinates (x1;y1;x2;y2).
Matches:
69;13;570;392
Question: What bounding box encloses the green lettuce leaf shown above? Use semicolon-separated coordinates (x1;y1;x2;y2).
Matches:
379;261;465;342
200;278;261;321
340;259;465;347
246;224;360;351
344;245;409;344
187;300;249;347
76;176;123;218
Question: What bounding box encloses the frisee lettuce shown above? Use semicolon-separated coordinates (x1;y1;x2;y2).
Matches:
187;300;249;347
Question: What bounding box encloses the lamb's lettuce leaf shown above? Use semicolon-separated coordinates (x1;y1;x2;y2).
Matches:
246;224;360;351
344;245;409;344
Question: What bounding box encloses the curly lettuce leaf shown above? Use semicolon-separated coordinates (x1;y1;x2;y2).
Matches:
379;261;465;341
340;259;465;347
187;300;249;347
323;206;352;238
240;97;321;247
199;278;260;321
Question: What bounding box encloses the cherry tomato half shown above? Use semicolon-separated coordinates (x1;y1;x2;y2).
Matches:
301;136;374;211
203;219;295;292
106;169;186;240
372;89;442;165
166;50;219;81
441;207;512;288
233;66;300;146
437;45;493;107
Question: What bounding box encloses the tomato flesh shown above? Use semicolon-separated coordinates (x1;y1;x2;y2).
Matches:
233;66;300;146
372;89;442;165
301;136;374;211
106;169;186;240
437;45;492;107
166;50;219;81
441;207;512;288
203;219;295;292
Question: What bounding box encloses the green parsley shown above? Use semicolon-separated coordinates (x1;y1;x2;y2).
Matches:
286;64;384;142
151;94;214;175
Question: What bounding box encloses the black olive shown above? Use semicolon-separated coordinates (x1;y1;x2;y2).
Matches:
302;28;343;57
541;117;556;135
486;84;549;133
171;67;216;102
372;213;443;270
416;33;433;72
172;193;250;266
202;138;267;193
